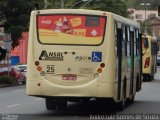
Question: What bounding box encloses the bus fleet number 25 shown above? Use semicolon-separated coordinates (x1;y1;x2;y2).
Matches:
46;65;55;73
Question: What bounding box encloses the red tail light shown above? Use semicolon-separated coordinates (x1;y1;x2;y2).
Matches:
97;68;102;73
144;57;150;68
35;61;40;66
100;63;105;68
37;66;42;71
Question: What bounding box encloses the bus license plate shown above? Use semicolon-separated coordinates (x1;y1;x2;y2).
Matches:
62;75;76;80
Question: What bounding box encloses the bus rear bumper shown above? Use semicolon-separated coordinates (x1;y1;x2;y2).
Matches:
27;79;114;98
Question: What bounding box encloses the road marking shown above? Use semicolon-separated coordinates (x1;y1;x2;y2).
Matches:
35;98;43;101
13;89;24;92
6;104;20;108
142;82;149;86
0;93;8;96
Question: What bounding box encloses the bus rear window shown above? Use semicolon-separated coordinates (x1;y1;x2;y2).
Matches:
37;14;106;45
142;37;149;49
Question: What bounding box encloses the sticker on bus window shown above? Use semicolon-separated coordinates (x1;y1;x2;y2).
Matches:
92;52;102;62
70;17;82;27
37;15;106;45
85;16;100;27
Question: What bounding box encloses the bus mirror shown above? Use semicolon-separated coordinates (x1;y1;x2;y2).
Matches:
144;38;148;49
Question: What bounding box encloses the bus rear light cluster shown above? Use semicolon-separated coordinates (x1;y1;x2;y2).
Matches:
144;57;150;68
35;61;43;72
96;63;106;76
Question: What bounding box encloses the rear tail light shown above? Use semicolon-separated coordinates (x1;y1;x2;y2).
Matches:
37;66;42;71
97;68;102;73
144;57;150;68
100;63;105;68
35;61;40;66
34;61;45;76
95;63;106;77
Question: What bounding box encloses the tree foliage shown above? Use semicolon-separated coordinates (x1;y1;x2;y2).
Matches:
0;0;128;49
139;20;153;35
0;0;35;48
44;0;128;17
84;0;128;17
123;0;159;10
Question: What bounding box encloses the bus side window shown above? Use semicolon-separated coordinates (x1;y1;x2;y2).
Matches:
114;22;117;56
134;29;136;56
115;22;123;57
152;42;157;55
143;37;149;49
125;26;128;56
127;27;130;57
136;29;139;56
115;22;125;57
151;42;154;55
122;25;126;57
130;28;135;57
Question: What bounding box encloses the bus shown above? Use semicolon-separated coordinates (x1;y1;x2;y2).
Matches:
27;9;142;111
142;35;157;81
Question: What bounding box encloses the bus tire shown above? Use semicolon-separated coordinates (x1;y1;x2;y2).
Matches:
147;75;152;81
55;99;67;110
116;96;125;111
143;75;152;82
45;98;56;110
151;75;154;81
130;95;135;103
136;74;140;92
116;84;126;111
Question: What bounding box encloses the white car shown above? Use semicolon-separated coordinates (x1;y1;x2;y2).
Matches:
16;64;27;78
157;51;160;66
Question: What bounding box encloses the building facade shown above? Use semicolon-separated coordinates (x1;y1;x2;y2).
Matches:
0;27;11;67
129;9;158;22
129;9;160;50
11;32;28;65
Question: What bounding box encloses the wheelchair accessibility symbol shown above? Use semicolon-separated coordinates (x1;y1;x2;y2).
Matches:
92;52;102;62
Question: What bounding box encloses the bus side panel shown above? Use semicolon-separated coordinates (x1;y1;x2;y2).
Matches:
27;11;42;95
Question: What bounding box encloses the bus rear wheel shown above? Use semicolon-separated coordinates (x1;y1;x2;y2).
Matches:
45;98;56;110
116;98;125;111
55;98;67;110
116;87;126;111
45;98;67;110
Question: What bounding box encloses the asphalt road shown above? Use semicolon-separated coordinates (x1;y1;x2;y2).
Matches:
0;67;160;120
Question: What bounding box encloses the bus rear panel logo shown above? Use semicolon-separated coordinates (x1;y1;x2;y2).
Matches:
39;50;64;61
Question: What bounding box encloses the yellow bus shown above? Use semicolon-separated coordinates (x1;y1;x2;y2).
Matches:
142;35;157;81
27;9;142;111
